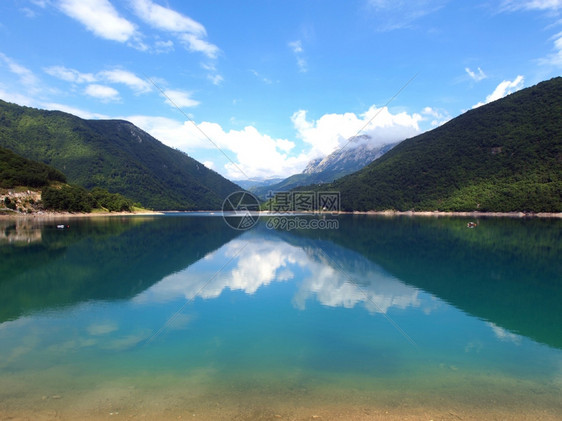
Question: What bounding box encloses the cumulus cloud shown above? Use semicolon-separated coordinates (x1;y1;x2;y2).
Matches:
128;105;423;180
472;75;524;108
126;115;305;180
84;84;120;101
465;66;487;82
291;106;422;157
58;0;138;43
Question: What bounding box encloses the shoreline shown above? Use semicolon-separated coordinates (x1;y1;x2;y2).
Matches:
348;209;562;218
1;209;561;220
0;210;164;220
261;209;562;218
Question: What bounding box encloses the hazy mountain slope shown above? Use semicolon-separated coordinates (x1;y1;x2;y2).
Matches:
252;138;396;199
0;100;241;210
322;77;562;212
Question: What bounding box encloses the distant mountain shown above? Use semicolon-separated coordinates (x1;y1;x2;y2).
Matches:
251;136;396;199
315;77;562;212
303;135;397;175
236;177;285;191
0;100;241;210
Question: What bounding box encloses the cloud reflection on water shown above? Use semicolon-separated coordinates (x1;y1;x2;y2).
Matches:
135;234;422;314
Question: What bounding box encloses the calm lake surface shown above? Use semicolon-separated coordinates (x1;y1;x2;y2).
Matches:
1;214;561;420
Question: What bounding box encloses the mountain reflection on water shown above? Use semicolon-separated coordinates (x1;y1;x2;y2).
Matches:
0;214;560;350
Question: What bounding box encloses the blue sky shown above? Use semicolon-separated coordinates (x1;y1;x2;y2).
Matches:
0;0;561;180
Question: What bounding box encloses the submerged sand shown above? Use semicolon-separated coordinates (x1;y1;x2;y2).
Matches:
1;369;560;420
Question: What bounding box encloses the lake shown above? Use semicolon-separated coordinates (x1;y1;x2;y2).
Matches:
0;214;561;420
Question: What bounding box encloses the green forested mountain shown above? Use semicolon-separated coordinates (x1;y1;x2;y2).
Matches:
0;100;241;210
321;77;562;212
0;146;66;188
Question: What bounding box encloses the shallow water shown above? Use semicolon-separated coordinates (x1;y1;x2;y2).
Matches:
0;215;561;419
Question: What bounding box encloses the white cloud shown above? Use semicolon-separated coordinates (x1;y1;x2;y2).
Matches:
366;0;449;31
465;66;487;82
421;106;451;127
472;75;524;108
44;66;152;94
179;34;220;59
207;74;224;85
42;102;109;119
84;84;120;101
128;105;422;180
291;106;422;157
126;115;304;180
192;123;304;180
130;0;206;35
539;32;562;67
58;0;138;43
289;40;307;72
0;86;36;107
0;53;40;88
98;69;152;93
154;39;174;53
500;0;562;12
131;0;220;59
250;69;273;84
44;65;96;83
289;40;303;54
201;63;223;85
162;89;200;108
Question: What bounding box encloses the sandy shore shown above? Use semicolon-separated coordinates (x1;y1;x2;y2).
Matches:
0;210;164;220
1;387;560;421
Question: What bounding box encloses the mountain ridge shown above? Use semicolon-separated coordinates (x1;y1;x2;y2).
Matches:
251;136;396;199
311;77;562;212
0;100;241;210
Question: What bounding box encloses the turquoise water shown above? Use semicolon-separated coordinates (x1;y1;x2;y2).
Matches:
0;215;561;419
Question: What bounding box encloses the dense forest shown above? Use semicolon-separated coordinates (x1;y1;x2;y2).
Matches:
309;77;562;212
0;100;241;210
0;146;66;188
1;146;137;213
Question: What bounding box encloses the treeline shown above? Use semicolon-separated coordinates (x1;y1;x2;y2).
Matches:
0;146;66;188
42;185;138;213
